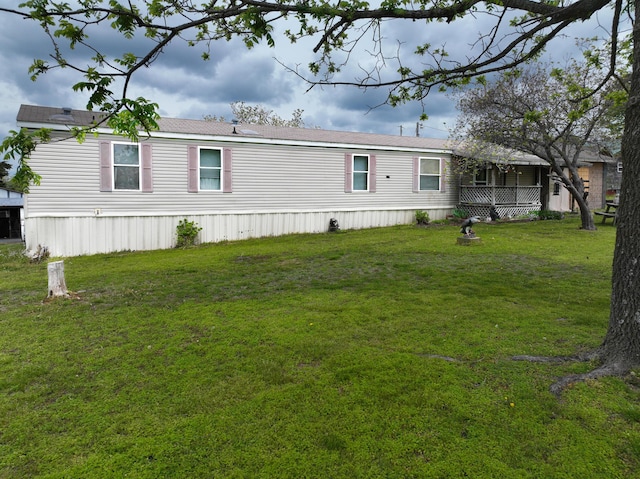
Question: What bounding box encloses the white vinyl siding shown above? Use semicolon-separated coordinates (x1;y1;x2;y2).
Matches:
29;137;457;215
27;136;455;214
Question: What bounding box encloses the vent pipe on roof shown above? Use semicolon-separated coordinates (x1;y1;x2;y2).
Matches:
49;107;76;123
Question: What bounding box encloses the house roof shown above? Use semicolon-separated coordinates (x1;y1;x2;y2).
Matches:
16;104;451;152
573;145;617;165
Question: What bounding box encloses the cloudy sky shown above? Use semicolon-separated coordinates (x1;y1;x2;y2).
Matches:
0;3;616;143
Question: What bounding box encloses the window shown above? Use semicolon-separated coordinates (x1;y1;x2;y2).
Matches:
419;158;441;191
617;161;623;173
113;143;140;190
99;141;152;193
199;148;222;190
473;168;488;186
187;146;233;193
353;155;369;191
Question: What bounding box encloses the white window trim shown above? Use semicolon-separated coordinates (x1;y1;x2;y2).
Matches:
198;146;224;192
352;154;370;192
419;157;442;191
112;142;141;191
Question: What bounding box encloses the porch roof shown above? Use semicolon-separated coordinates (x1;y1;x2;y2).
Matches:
450;140;615;168
0;188;23;207
450;141;549;167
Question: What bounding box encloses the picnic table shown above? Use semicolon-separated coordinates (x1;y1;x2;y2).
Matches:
594;202;619;225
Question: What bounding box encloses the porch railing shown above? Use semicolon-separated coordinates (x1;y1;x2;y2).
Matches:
459;185;542;206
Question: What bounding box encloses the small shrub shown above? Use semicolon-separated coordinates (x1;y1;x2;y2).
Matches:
176;218;202;248
415;210;430;225
452;208;468;219
532;210;564;220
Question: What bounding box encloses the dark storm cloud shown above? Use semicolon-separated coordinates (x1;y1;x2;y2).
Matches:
134;51;295;105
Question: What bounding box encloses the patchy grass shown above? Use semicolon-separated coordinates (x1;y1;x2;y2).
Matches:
1;218;636;478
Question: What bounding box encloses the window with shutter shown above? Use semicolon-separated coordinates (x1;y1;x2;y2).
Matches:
188;146;233;192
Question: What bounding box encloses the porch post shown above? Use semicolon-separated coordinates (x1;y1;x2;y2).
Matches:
515;167;520;205
491;167;496;206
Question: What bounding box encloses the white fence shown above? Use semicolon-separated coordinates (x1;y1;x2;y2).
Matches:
459;186;542;206
459;185;542;219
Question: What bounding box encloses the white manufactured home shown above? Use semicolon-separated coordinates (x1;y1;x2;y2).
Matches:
17;105;458;257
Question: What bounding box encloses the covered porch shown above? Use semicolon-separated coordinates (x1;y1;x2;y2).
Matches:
456;155;549;218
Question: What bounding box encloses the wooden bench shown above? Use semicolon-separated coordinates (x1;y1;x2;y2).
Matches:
594;202;619;224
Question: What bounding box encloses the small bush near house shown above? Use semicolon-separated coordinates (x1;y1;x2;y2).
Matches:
415;210;430;225
532;210;564;220
175;218;202;247
452;207;468;219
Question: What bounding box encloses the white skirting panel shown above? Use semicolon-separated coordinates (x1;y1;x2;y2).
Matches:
25;207;453;257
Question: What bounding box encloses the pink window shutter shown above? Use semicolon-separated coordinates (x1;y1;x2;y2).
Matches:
369;155;377;193
344;154;353;193
187;145;198;193
412;156;420;193
99;141;112;192
223;148;233;193
141;143;153;193
440;158;446;192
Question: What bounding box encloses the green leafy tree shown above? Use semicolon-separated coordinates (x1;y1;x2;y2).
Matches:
1;0;639;389
205;102;306;127
0;159;10;188
454;58;626;231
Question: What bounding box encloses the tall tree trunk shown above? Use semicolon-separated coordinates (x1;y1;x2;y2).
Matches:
573;193;595;231
556;166;595;230
565;164;596;230
597;0;640;369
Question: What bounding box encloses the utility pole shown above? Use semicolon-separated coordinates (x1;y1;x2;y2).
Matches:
399;125;403;136
416;122;423;137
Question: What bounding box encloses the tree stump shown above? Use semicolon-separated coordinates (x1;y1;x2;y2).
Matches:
47;260;69;298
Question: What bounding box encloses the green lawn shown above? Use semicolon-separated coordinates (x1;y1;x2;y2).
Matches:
1;218;638;478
